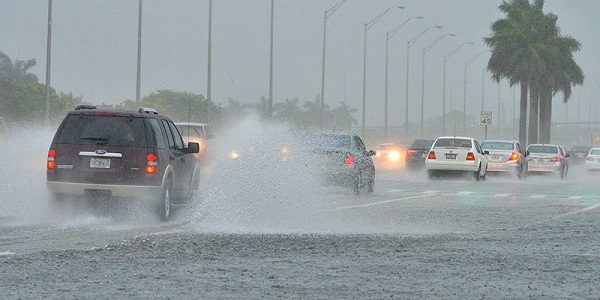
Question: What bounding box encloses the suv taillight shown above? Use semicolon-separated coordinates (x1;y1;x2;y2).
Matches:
146;153;157;174
47;149;56;169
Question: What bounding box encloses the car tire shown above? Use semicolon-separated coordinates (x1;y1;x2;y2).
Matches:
473;165;481;182
353;174;361;195
428;170;435;180
367;172;375;193
157;178;173;222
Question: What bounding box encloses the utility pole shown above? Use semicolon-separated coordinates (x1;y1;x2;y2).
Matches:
136;0;142;104
45;0;53;125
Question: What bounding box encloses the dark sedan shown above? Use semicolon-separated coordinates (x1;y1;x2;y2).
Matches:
305;132;376;195
405;139;434;170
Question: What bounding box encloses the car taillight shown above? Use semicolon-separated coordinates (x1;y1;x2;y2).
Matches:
508;152;519;161
345;155;355;164
146;153;157;174
427;151;436;159
407;149;415;156
466;152;475;160
47;149;56;169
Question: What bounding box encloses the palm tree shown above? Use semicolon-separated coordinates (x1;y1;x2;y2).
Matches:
538;33;583;143
486;0;583;145
0;51;38;84
486;0;540;145
273;97;303;127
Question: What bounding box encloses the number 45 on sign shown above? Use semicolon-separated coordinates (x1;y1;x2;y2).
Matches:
480;111;492;126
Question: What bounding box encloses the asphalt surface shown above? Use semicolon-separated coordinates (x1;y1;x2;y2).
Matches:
2;155;600;299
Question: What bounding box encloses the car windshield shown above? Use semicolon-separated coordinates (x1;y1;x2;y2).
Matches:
572;146;590;152
433;138;472;148
481;141;513;150
411;139;434;149
55;114;148;147
527;145;559;154
308;133;351;149
177;125;205;139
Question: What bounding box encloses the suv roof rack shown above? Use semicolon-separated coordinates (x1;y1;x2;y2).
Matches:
138;107;159;115
74;105;97;110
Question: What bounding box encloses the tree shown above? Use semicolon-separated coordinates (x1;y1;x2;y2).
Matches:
486;0;583;144
0;51;38;84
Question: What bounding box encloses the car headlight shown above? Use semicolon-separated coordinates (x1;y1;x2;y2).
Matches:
388;151;401;162
229;150;240;159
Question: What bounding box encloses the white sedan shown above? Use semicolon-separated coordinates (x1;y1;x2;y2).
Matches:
426;136;489;180
584;148;600;171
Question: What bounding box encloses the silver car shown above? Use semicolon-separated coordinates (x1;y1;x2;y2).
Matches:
481;140;528;179
526;144;569;179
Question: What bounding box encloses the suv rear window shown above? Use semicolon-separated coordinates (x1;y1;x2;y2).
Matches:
55;114;148;147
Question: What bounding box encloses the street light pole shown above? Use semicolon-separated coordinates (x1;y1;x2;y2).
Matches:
136;0;142;104
442;41;473;135
384;16;423;141
404;25;441;140
268;0;274;118
45;0;52;125
207;0;212;123
420;33;455;137
320;0;348;128
462;50;485;134
362;5;404;137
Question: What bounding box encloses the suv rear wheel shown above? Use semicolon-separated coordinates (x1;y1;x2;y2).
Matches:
156;179;173;222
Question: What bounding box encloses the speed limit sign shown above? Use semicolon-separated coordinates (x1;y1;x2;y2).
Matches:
480;111;492;126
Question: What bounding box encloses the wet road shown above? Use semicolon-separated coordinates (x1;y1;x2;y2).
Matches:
2;158;600;299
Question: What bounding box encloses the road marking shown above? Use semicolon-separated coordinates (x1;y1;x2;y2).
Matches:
322;193;440;211
422;190;441;194
494;193;511;197
530;194;547;198
457;191;473;195
568;196;583;200
384;189;404;193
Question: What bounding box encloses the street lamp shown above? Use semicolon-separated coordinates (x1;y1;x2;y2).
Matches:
442;41;474;135
383;16;423;141
207;0;213;123
404;25;442;140
320;0;349;128
45;0;53;125
463;50;485;134
268;0;274;118
420;33;455;137
362;5;405;137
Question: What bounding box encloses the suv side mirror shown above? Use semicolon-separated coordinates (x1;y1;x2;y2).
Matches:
186;142;200;154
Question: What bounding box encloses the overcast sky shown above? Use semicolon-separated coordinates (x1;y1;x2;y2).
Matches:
2;0;599;127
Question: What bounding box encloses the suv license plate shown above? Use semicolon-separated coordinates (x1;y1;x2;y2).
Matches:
445;153;457;159
90;157;111;169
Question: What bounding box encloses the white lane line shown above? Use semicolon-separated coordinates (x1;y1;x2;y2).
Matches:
530;194;547;198
568;196;583;200
422;190;441;194
457;191;473;195
494;193;511;197
383;189;404;193
322;193;440;212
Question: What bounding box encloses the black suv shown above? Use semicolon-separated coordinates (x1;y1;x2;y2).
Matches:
46;106;200;221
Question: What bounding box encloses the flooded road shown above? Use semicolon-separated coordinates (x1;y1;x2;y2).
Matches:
1;129;600;298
